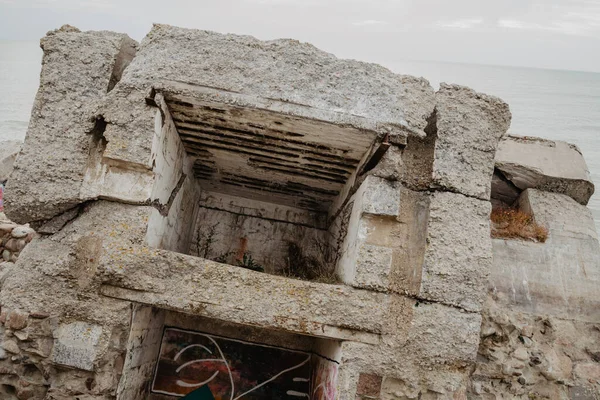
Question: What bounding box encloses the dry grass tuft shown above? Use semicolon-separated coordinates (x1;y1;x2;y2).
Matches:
281;242;339;284
491;207;549;243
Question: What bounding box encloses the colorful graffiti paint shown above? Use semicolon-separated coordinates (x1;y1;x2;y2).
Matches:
152;328;312;399
311;356;338;400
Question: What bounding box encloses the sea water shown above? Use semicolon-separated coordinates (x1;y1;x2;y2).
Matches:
1;40;599;230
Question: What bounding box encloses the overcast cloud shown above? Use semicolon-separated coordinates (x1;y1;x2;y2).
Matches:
1;0;599;72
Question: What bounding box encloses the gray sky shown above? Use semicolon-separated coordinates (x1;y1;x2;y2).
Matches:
1;0;600;72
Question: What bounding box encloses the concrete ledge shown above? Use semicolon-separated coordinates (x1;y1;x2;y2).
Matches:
495;135;595;205
100;247;387;344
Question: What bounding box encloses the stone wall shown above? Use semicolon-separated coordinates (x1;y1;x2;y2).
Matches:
0;213;35;264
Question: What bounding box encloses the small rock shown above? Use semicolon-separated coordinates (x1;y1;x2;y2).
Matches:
16;386;36;400
16;239;26;251
11;226;34;239
25;232;35;243
530;355;542;365
518;376;526;385
6;311;28;330
0;212;6;221
0;347;6;360
570;385;597;399
513;347;529;361
0;223;16;233
481;324;497;337
2;339;20;354
2;249;10;262
14;330;28;341
512;360;527;370
4;238;18;252
29;312;49;320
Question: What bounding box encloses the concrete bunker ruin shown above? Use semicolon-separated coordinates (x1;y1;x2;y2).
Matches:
2;24;599;400
1;24;507;400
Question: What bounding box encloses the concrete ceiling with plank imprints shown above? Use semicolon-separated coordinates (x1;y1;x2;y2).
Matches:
164;93;378;212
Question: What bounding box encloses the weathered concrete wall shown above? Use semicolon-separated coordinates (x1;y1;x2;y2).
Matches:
327;79;512;397
0;202;148;399
146;94;200;254
335;175;403;288
470;187;600;398
5;26;138;224
432;84;511;201
470;297;600;400
491;189;600;322
190;194;329;275
10;22;593;400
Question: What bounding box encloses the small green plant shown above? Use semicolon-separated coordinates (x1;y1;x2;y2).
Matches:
237;252;264;272
214;251;234;264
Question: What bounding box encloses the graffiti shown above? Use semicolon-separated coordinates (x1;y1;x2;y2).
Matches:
152;328;312;399
182;385;215;399
311;356;338;400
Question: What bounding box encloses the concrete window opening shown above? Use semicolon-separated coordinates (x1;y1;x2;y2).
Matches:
118;305;340;400
490;169;549;243
146;87;383;282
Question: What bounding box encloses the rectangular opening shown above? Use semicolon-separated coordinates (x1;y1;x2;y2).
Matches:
490;171;548;243
119;305;340;400
146;90;379;282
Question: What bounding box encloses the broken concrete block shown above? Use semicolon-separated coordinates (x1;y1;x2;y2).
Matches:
420;191;492;312
5;26;137;224
0;140;22;182
495;135;594;205
52;321;103;371
518;189;598;240
359;176;401;217
433;84;511;200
